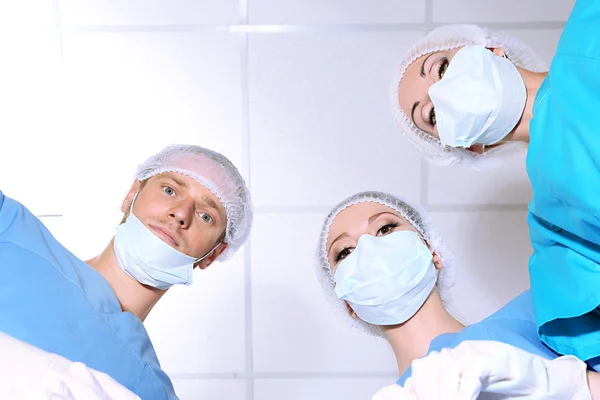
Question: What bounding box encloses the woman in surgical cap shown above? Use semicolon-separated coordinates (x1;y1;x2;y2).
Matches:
319;193;567;375
319;192;600;399
391;0;600;370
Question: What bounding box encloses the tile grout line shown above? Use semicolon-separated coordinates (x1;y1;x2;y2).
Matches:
56;21;566;33
252;203;529;214
169;371;398;380
419;0;433;207
238;0;254;399
51;0;65;66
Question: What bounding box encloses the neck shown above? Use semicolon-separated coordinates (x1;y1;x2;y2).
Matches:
86;238;166;321
507;69;548;143
380;291;464;376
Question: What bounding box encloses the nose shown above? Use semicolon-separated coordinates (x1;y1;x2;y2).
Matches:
167;199;194;229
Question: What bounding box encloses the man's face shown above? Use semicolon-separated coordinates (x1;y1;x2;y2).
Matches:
122;172;228;268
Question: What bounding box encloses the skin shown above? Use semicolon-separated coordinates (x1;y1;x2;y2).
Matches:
86;171;228;322
326;202;464;375
397;46;547;153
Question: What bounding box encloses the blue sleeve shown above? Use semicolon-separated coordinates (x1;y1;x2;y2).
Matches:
133;364;178;400
527;0;600;243
526;0;600;362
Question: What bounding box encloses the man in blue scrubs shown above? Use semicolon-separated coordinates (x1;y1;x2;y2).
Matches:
0;144;253;399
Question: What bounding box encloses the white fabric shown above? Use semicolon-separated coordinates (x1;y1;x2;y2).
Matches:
316;191;455;337
429;46;527;148
135;144;253;261
372;384;415;400
391;24;548;168
334;231;437;325
395;340;591;400
0;332;140;400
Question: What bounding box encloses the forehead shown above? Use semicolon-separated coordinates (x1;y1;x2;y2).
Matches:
327;202;401;242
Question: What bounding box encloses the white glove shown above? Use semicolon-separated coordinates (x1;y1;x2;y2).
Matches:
0;331;140;400
404;340;591;400
371;384;416;400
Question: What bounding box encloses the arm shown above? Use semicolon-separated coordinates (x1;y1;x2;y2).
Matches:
588;371;600;400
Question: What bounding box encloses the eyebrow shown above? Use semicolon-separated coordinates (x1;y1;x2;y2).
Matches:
202;195;226;223
164;174;188;188
411;101;420;127
203;196;220;213
327;211;401;253
420;52;435;77
368;211;399;224
327;232;350;254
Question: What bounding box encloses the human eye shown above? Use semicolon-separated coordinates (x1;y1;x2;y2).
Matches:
429;107;436;127
377;222;400;236
438;57;449;79
163;186;176;196
335;247;353;262
199;212;213;224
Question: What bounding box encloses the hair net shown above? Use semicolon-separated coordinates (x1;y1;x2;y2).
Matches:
392;24;549;168
135;144;253;261
315;191;455;337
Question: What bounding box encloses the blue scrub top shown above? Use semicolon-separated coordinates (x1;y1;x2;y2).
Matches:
526;0;600;362
0;190;177;400
397;291;574;386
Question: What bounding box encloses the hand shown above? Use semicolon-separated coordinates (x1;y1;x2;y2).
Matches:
44;361;141;400
0;332;140;400
405;340;591;400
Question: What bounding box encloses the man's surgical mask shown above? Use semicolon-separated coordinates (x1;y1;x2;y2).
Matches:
428;45;526;148
114;213;219;290
334;230;437;325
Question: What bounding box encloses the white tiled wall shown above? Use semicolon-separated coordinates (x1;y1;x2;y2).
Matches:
0;1;573;399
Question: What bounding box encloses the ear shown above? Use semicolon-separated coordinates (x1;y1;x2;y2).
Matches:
486;47;506;58
344;300;359;319
197;242;229;270
432;252;444;271
121;179;142;213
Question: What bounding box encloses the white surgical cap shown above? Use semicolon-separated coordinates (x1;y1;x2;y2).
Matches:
315;191;454;337
135;144;253;261
392;24;548;168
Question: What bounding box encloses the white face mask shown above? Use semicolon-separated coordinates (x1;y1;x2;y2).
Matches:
113;213;219;290
333;230;437;326
428;45;526;148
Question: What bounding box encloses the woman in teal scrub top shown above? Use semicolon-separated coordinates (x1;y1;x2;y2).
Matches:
391;0;600;366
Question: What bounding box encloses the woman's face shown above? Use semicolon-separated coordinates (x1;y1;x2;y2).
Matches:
326;202;420;275
397;46;505;153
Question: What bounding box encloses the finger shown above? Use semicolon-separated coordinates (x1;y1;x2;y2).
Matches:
46;380;76;400
456;362;483;400
70;362;103;390
439;358;470;400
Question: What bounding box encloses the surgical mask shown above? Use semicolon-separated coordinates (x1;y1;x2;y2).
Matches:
428;45;526;148
333;230;437;325
114;212;220;290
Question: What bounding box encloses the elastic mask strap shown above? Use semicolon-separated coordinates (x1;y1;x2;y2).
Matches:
194;241;222;264
129;190;140;218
